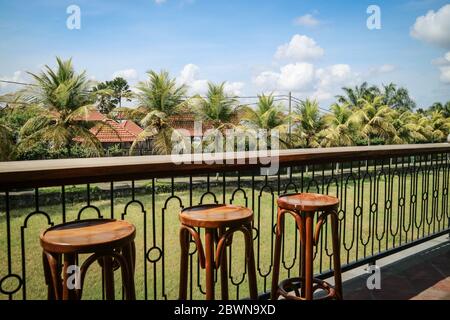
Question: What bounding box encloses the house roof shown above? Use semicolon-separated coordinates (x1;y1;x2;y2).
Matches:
120;120;143;136
73;111;144;143
78;110;108;121
167;114;213;137
90;119;139;143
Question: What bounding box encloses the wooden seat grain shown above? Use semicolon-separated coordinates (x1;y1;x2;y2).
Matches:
180;204;253;228
40;219;135;254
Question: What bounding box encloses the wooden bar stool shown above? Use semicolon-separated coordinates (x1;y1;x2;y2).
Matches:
178;204;258;300
40;219;136;300
271;193;343;300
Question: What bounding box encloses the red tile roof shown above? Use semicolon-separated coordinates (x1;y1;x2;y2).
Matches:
74;111;142;143
167;114;213;137
77;110;108;121
119;120;143;136
90;119;138;143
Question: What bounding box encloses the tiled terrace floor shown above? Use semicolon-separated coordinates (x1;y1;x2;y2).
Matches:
340;236;450;300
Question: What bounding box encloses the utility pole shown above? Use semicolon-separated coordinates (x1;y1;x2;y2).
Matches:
288;91;292;146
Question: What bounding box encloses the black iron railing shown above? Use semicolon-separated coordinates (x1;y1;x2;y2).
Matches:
0;144;449;300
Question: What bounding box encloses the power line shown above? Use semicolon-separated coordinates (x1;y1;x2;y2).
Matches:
0;79;36;86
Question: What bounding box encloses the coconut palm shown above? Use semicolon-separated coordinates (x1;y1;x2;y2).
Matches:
428;111;450;142
388;110;427;144
19;57;103;156
131;70;191;155
195;82;240;130
350;95;396;145
240;93;289;148
429;101;450;118
381;83;416;111
318;103;356;147
291;99;324;148
336;82;379;109
0;123;15;160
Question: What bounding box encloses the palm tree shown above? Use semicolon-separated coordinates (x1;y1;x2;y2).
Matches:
428;111;450;142
429;101;450;118
388;110;427;144
381;83;416;111
291;99;324;148
195;82;240;130
336;82;379;109
240;93;288;148
131;70;191;155
0;123;15;160
319;103;356;147
19;57;103;156
350;95;396;145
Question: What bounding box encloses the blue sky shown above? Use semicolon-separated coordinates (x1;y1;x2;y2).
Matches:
0;0;449;108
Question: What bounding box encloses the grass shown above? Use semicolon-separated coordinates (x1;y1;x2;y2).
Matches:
0;171;448;300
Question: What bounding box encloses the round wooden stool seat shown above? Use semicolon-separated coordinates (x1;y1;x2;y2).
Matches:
180;204;253;228
40;219;136;254
40;219;136;300
277;193;339;212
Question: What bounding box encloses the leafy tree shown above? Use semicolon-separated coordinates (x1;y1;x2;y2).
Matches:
291;99;324;148
336;82;379;109
388;110;427;144
240;93;288;148
0;123;15;160
429;101;450;118
319;103;357;147
350;95;396;145
381;83;416;111
428;111;450;142
195;82;240;130
131;70;191;155
92;77;133;114
18;57;103;156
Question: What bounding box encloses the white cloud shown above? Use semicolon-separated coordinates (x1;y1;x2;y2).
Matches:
439;66;450;83
177;64;244;95
293;14;320;27
253;63;315;92
154;0;167;4
112;68;138;81
313;64;359;102
368;64;396;76
431;52;450;84
316;64;353;87
411;4;450;48
275;35;324;62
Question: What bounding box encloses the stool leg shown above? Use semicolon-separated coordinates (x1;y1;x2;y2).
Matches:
102;255;115;300
205;228;215;300
244;223;258;300
122;242;136;300
330;210;343;300
219;227;229;300
297;216;306;298
304;211;314;300
179;227;190;300
271;207;285;300
42;251;55;300
62;253;77;300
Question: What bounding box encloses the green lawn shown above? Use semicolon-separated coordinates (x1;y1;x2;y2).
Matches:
0;171;448;300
